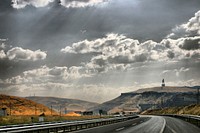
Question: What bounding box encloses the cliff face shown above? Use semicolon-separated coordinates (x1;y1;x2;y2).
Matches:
89;86;198;113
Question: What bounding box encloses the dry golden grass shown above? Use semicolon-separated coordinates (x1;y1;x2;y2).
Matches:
0;94;58;116
0;115;106;126
0;94;111;126
142;104;200;115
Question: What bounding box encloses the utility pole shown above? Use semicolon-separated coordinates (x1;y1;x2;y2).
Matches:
35;104;37;115
65;107;67;114
197;88;199;104
9;97;11;116
60;105;62;116
1;98;3;108
51;105;52;115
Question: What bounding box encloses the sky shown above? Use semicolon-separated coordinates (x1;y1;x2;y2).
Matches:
0;0;200;103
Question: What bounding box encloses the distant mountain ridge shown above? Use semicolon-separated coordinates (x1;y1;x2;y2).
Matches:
89;86;199;114
26;96;99;113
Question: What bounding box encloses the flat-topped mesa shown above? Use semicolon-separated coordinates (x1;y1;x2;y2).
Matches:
120;86;196;97
134;86;196;93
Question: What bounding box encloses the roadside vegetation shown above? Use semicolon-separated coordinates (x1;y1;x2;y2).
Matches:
0;94;112;126
0;115;107;126
142;104;200;115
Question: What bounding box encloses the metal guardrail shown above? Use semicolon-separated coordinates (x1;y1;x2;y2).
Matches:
164;114;200;127
0;115;139;133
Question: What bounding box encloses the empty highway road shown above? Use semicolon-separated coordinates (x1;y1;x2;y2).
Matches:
72;115;200;133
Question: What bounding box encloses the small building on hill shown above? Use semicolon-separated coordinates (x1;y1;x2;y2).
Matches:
83;111;93;115
39;113;45;122
0;108;7;116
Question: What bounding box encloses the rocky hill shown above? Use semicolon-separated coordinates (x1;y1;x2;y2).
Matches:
133;86;197;93
89;86;198;114
0;94;57;115
142;104;200;115
26;96;99;113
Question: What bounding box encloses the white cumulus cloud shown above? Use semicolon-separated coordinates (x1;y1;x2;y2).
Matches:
11;0;107;9
60;0;106;8
5;65;90;84
0;50;6;59
62;33;200;73
168;10;200;38
7;47;47;61
12;0;54;9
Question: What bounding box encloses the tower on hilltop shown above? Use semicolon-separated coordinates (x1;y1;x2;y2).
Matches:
161;79;165;87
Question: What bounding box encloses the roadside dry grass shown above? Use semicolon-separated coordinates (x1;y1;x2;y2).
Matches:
142;104;200;115
0;115;107;126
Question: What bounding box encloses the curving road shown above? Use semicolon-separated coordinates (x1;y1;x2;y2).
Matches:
72;115;200;133
112;115;165;133
163;116;200;133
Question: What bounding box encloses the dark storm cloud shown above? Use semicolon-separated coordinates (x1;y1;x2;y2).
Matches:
0;39;47;79
11;0;107;8
178;37;200;50
167;51;175;59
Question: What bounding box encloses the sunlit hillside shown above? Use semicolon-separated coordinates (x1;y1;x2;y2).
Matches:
27;96;99;112
0;94;58;115
89;86;198;113
142;104;200;115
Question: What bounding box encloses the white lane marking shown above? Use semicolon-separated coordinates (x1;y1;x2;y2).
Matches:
115;127;125;131
166;125;177;133
160;117;166;133
132;123;137;126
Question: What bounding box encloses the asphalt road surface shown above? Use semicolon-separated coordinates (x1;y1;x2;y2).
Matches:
72;115;200;133
163;116;200;133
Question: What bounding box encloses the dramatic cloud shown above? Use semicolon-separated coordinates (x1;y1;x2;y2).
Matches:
162;67;190;77
168;10;200;38
60;0;106;8
6;47;47;61
62;33;200;73
5;65;90;84
0;44;6;49
0;50;6;59
0;39;7;49
11;0;106;8
12;0;54;9
177;36;200;50
0;1;199;102
161;37;200;59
